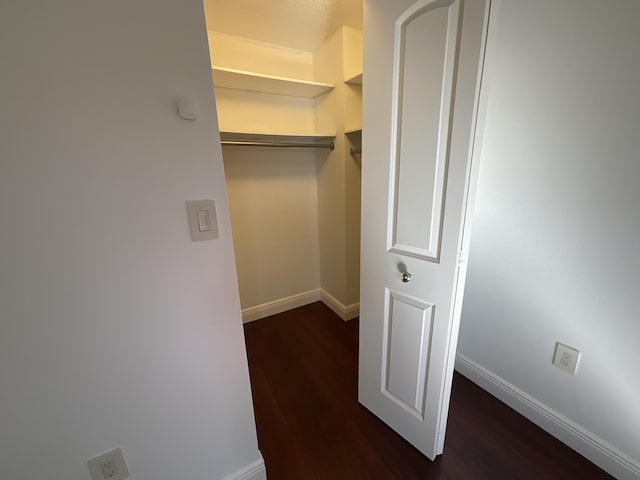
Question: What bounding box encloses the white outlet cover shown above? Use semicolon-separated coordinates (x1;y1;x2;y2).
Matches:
553;342;581;375
87;447;129;480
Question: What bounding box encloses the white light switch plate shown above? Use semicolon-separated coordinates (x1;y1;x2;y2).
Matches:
187;200;219;241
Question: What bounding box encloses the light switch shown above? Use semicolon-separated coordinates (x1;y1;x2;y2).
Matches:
196;209;211;232
186;200;218;241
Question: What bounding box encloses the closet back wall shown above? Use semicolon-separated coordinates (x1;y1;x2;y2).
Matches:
223;148;321;318
208;32;323;319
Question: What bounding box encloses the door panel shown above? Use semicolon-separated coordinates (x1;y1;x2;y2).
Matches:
359;0;490;460
382;289;434;419
390;1;461;261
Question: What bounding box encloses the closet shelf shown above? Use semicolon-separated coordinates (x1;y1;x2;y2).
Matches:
212;66;334;98
220;131;335;149
344;72;363;85
345;127;362;135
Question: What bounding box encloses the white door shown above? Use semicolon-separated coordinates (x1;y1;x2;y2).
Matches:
358;0;490;459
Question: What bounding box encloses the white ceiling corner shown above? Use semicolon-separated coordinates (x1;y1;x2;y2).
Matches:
203;0;363;52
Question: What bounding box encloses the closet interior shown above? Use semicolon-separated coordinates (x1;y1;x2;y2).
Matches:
203;2;364;322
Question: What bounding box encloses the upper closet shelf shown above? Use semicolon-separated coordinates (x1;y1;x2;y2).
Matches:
344;72;363;85
212;66;334;98
219;131;335;150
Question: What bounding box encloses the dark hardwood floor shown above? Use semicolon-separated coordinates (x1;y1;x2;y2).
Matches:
243;302;612;479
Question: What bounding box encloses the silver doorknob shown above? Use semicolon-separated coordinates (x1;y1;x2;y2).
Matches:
401;272;412;283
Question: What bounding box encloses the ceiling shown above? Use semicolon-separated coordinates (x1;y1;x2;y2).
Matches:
203;0;363;52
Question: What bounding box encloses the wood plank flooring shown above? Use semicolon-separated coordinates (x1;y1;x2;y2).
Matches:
243;302;613;479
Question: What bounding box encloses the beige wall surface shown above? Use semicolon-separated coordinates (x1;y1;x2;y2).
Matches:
223;148;322;310
210;26;362;317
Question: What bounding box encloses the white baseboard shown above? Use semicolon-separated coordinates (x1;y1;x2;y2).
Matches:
220;451;266;480
241;289;321;323
455;354;640;480
320;289;359;321
241;288;360;323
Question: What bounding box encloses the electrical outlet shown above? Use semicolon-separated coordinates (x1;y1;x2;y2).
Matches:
553;342;581;375
100;459;117;479
87;447;129;480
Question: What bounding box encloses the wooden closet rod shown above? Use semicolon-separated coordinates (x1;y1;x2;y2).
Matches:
221;141;335;150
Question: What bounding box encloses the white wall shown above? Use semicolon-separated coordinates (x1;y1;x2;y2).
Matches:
342;27;363;309
208;31;315;80
0;1;262;480
458;1;640;477
209;30;318;136
214;88;318;135
315;28;349;308
223;148;322;312
314;27;363;315
207;31;323;317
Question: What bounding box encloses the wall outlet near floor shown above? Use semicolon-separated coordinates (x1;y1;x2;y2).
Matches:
87;447;129;480
553;342;581;375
